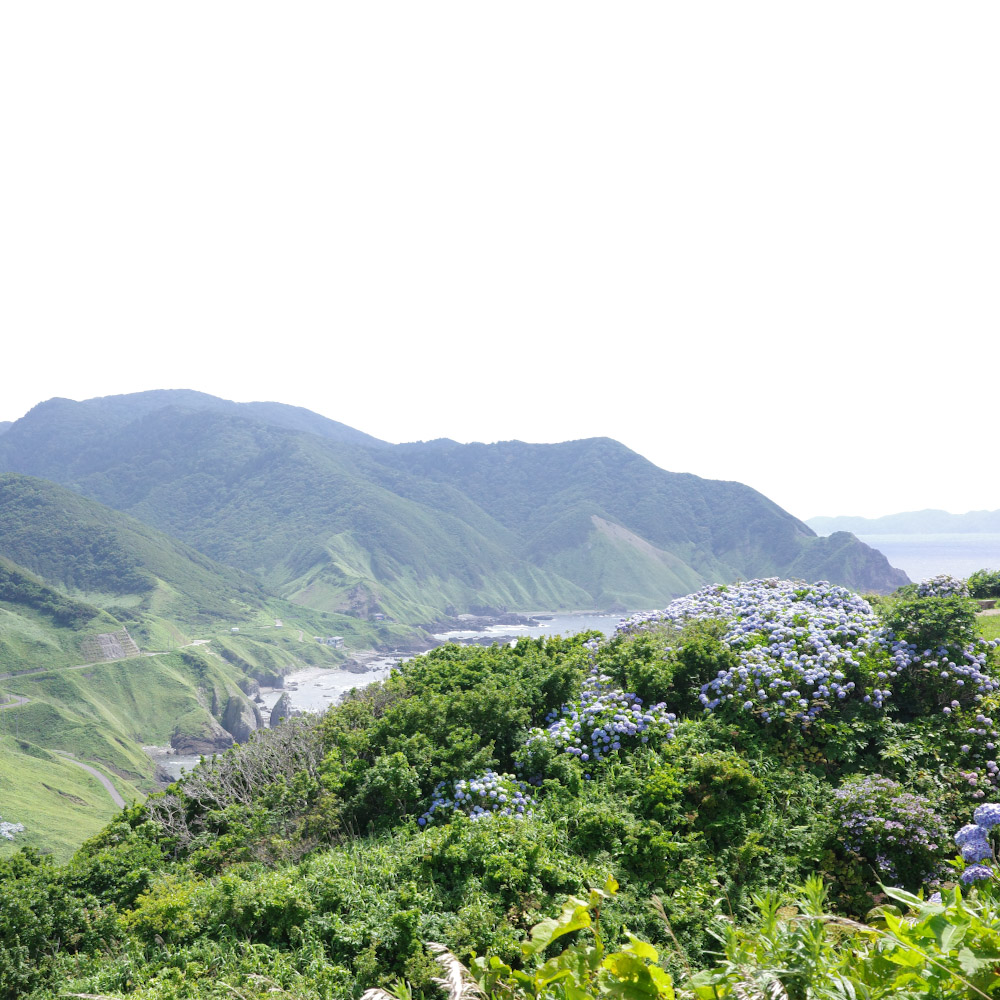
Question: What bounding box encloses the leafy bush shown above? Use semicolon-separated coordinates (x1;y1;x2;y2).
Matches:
472;877;676;1000
831;773;948;889
881;594;979;651
969;568;1000;599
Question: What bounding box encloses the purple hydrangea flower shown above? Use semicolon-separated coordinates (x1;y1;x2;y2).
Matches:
961;864;994;885
961;832;993;863
974;803;1000;829
956;823;984;846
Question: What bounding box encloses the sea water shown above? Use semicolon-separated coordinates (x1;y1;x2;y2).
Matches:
858;533;1000;583
267;612;637;716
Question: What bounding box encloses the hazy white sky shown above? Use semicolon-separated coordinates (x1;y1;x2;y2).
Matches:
2;3;997;521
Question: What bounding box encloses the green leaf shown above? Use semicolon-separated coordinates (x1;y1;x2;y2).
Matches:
929;913;970;952
523;901;592;957
881;885;927;909
523;917;560;957
882;946;925;969
646;965;675;997
957;947;1000;976
603;953;646;979
622;934;659;963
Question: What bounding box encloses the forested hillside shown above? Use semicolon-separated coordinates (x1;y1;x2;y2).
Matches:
0;392;909;622
3;577;1000;999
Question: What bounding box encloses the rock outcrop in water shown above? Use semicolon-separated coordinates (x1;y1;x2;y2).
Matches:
269;691;300;728
222;694;264;743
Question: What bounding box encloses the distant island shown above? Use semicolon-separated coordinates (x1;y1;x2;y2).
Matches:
809;509;1000;536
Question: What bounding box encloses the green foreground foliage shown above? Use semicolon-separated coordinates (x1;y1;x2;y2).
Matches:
7;589;1000;998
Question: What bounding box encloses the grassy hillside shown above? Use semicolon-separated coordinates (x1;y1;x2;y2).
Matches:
0;557;122;674
0;474;419;655
0;735;134;861
0;645;283;859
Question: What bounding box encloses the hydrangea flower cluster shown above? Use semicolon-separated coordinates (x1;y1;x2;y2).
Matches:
952;710;1000;800
918;574;970;598
418;770;534;827
832;774;948;886
524;670;677;764
954;803;1000;884
617;579;998;726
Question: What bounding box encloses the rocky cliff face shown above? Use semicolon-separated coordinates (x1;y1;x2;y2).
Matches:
170;716;233;754
221;694;264;744
269;691;300;728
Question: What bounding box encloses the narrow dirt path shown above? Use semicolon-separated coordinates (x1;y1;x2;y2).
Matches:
53;751;126;808
0;694;29;711
0;651;165;682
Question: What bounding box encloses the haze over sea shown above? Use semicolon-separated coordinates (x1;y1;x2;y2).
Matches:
858;534;1000;584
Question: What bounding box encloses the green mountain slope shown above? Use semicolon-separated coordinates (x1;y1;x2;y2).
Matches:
377;438;910;595
0;473;410;656
0;405;592;621
0;556;120;674
0;392;909;622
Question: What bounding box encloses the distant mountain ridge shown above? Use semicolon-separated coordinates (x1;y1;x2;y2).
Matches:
809;509;1000;536
0;391;909;620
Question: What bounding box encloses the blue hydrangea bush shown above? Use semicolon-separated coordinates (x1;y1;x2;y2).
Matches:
617;578;998;727
523;671;677;766
954;802;1000;885
832;774;949;889
418;770;535;827
919;574;970;598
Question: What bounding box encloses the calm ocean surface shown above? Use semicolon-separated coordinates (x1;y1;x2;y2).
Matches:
857;533;1000;583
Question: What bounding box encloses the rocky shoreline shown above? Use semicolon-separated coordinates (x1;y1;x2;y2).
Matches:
149;611;621;774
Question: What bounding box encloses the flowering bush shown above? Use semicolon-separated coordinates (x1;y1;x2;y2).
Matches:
523;671;677;768
953;803;1000;885
418;771;534;827
832;774;948;889
617;579;998;726
918;574;970;598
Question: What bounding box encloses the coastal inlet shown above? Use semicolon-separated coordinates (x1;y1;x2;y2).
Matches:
155;611;631;779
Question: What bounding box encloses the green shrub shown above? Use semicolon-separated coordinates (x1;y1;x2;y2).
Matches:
969;568;1000;599
880;594;979;652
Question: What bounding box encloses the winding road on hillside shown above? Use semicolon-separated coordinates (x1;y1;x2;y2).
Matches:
0;650;167;683
53;751;126;808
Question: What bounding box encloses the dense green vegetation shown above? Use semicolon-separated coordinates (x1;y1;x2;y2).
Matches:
0;391;908;623
5;580;1000;998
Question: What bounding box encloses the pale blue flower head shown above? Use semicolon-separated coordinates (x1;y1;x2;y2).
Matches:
961;864;994;885
974;803;1000;829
